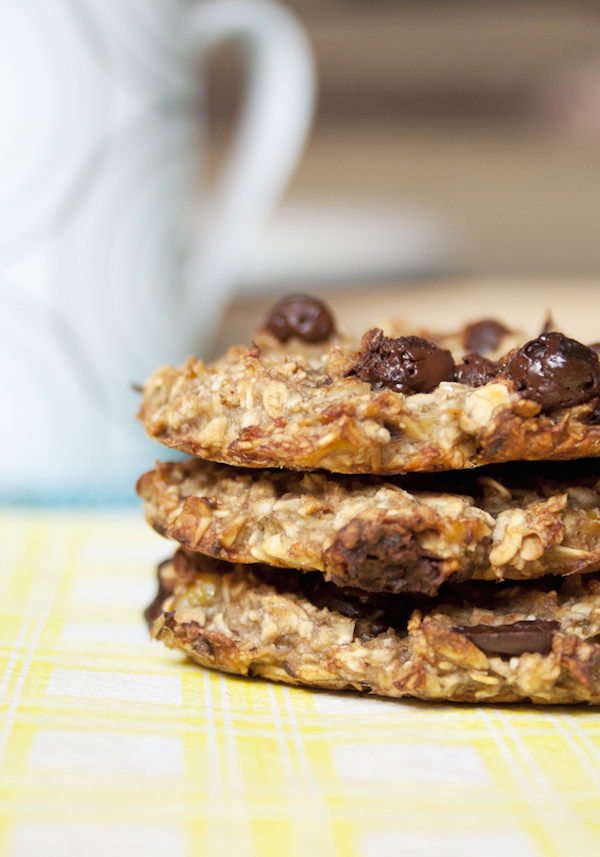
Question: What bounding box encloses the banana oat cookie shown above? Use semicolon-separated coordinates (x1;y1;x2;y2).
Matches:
146;548;600;704
138;296;600;474
137;458;600;595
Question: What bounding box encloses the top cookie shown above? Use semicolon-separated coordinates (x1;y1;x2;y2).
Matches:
139;295;600;474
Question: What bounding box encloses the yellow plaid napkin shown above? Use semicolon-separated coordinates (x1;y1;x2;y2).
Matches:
2;509;600;857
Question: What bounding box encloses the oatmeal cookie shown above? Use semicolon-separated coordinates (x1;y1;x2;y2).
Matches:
146;548;600;704
138;459;600;595
138;296;600;474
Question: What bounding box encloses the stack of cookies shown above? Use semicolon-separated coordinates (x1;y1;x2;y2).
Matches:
138;295;600;704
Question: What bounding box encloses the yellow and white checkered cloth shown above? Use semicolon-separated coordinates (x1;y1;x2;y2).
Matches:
2;509;600;857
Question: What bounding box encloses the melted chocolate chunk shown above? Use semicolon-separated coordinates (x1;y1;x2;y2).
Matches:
324;516;450;596
589;401;600;424
454;352;501;387
464;319;511;355
253;566;409;639
349;329;455;395
144;561;173;628
264;295;335;343
452;619;560;656
253;564;306;595
304;574;387;620
328;555;448;598
303;573;410;638
504;332;600;412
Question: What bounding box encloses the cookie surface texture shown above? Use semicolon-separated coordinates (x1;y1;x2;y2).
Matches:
147;549;600;705
139;323;600;474
138;459;600;594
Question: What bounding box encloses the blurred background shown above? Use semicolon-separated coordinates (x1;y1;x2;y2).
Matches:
205;0;600;345
5;0;600;500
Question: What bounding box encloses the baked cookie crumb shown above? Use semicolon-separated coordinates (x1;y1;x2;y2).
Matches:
147;549;600;704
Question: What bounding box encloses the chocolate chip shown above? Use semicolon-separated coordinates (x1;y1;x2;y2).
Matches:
303;573;409;638
304;574;387;621
264;295;335;343
504;332;600;412
144;560;174;628
144;584;169;627
464;319;511;354
348;329;455;395
454;352;501;387
589;401;600;424
325;525;449;596
255;565;366;618
452;619;560;656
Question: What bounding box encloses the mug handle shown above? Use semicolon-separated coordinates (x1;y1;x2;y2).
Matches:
184;0;316;350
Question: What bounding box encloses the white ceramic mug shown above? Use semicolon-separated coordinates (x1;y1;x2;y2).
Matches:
0;0;314;502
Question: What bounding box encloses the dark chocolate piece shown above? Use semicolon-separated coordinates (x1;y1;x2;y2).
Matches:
144;560;172;628
504;332;600;412
452;619;560;656
304;574;388;621
464;319;511;355
454;352;501;387
349;329;455;395
589;401;600;424
302;573;410;639
264;295;335;343
324;516;449;597
252;566;409;639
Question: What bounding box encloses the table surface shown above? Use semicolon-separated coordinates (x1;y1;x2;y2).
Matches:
2;510;600;857
5;281;600;857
